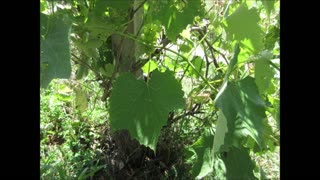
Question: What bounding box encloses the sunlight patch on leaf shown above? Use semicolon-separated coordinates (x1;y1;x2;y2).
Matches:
109;70;185;151
214;77;267;149
226;4;263;53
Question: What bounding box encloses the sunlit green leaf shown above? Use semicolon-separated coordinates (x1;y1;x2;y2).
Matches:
214;77;267;149
109;70;185;151
226;4;263;53
255;50;275;94
149;0;204;41
142;60;158;74
186;127;215;179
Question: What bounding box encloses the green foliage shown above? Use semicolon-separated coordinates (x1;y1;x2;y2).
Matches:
214;77;267;150
109;70;185;150
261;0;276;16
40;13;72;88
224;43;240;81
221;147;257;179
147;0;204;41
264;25;280;50
225;4;264;53
41;78;109;179
40;0;280;178
186;127;215;179
254;50;275;94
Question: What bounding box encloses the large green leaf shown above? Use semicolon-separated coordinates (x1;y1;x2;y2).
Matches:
186;127;215;179
40;13;72;88
214;110;248;152
214;77;267;149
221;147;257;180
224;43;240;82
109;70;185;151
261;0;276;16
149;0;204;41
213;110;228;153
255;50;275;94
226;4;263;53
84;0;131;44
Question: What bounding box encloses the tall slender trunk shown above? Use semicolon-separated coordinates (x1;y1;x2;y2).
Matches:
110;0;148;172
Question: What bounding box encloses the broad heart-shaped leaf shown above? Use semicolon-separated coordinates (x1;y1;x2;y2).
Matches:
221;147;257;180
226;4;263;53
185;127;215;179
214;77;266;150
40;13;72;88
109;70;185;151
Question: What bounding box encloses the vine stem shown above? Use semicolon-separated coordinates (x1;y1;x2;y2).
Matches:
71;53;100;76
112;31;217;92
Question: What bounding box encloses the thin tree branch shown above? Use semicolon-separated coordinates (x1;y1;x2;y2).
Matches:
201;43;210;78
172;110;204;123
112;31;217;92
196;30;221;73
269;61;280;71
71;53;98;75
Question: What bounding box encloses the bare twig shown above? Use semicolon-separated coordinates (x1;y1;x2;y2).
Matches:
71;53;99;75
197;30;221;71
172;110;204;123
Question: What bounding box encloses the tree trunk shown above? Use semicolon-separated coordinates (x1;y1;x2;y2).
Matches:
109;0;148;175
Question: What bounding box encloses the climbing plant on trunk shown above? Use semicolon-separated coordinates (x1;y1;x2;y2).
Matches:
41;0;280;179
